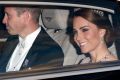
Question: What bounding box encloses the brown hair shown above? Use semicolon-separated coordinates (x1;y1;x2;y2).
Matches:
14;6;41;23
73;8;115;46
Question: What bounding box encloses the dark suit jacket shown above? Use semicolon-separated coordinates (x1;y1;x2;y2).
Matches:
0;27;64;72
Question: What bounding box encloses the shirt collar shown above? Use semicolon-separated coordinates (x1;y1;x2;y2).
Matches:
19;26;41;46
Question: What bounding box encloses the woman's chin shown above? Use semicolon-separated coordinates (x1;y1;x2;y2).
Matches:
81;49;89;54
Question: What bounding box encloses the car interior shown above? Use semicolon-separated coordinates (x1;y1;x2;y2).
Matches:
0;0;120;79
40;9;81;66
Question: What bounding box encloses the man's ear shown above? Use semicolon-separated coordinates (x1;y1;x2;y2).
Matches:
23;11;31;23
99;29;106;38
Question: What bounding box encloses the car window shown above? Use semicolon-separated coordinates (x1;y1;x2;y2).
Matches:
0;0;120;79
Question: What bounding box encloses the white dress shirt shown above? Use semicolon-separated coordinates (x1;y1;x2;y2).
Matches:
6;27;41;72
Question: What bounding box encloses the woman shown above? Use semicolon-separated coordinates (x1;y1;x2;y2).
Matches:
73;8;118;63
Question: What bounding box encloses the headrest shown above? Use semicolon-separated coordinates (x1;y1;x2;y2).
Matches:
41;9;69;29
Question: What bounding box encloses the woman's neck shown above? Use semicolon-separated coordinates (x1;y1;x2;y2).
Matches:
90;42;110;63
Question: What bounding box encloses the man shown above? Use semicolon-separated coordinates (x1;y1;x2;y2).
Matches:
0;6;64;72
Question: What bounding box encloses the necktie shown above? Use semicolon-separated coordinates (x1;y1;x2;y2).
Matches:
18;40;25;55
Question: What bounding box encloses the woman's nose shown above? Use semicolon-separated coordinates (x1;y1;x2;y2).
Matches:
76;33;84;41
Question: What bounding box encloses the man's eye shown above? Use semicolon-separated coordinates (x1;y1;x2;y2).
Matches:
82;28;89;32
5;13;11;19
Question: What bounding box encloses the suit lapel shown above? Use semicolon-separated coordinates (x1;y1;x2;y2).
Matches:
0;36;19;71
7;39;19;56
3;36;18;59
21;27;46;69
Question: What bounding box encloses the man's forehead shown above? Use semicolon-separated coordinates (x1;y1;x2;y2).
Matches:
5;7;15;11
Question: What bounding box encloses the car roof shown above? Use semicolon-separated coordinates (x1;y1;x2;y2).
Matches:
0;0;118;13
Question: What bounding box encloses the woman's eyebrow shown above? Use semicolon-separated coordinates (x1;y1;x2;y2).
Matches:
79;26;88;30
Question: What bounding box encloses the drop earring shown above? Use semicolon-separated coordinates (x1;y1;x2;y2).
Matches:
100;37;105;44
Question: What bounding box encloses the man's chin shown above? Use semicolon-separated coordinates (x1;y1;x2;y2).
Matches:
8;31;16;35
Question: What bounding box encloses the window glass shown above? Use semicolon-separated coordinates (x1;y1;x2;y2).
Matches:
0;1;119;79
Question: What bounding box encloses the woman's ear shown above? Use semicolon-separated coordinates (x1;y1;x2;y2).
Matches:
99;29;106;38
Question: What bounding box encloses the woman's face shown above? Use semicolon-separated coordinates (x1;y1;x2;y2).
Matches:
73;16;105;53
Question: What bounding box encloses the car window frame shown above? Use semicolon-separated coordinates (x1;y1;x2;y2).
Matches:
0;0;120;79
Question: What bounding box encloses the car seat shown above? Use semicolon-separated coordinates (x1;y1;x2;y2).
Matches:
40;9;86;66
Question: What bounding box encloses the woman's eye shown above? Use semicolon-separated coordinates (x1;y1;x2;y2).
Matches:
73;30;77;34
82;28;89;32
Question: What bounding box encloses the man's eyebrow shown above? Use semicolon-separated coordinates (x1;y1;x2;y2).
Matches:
4;11;8;14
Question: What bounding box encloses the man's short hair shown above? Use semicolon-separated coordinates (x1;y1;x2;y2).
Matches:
14;6;41;23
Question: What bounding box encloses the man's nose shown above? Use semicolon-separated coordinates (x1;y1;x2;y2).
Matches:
2;16;7;24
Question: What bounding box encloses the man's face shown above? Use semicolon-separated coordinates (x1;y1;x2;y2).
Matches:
2;7;25;35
